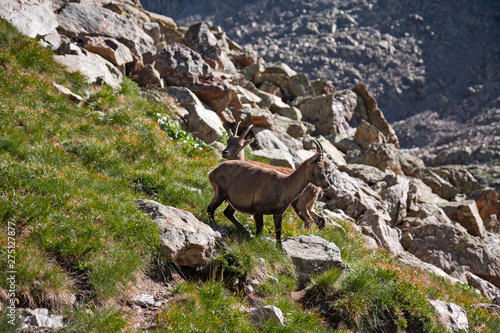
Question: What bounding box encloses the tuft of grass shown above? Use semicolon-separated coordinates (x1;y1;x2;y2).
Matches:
62;305;129;333
155;281;255;332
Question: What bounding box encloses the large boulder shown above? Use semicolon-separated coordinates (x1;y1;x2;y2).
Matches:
429;300;468;332
82;36;134;67
345;143;402;175
352;83;399;148
183;22;220;66
57;3;154;55
133;199;221;267
0;0;58;39
406;223;500;288
154;43;211;86
53;44;123;88
166;87;224;144
440;200;486;238
297;90;358;137
282;235;348;288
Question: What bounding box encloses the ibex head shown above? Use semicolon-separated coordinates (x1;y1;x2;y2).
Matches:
222;121;253;160
305;140;330;190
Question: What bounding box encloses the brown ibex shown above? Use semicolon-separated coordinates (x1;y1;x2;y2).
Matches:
221;122;326;230
207;140;330;246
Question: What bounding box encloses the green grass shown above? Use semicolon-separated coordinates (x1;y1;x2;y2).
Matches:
1;20;500;332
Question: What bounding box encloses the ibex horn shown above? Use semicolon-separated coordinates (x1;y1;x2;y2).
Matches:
312;140;324;160
233;121;241;138
241;124;253;138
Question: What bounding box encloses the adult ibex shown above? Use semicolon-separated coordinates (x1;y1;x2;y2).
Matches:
221;122;326;229
207;139;330;246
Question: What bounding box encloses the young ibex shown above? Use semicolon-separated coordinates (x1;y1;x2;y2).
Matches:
221;122;326;229
207;140;330;246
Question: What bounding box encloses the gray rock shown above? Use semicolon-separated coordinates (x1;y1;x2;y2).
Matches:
467;272;500;301
155;43;211;86
406;223;500;288
282;235;348;288
53;44;123;88
133;294;156;308
249;305;285;327
0;0;57;39
429;300;468;332
57;3;154;55
166;87;224;144
25;308;64;329
359;209;404;254
133;199;221;267
440;200;486;238
248;149;295;169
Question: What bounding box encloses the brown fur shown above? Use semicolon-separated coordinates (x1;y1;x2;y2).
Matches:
221;122;326;229
208;140;330;246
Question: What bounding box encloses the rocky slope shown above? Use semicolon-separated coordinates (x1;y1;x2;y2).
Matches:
2;0;500;330
142;0;500;167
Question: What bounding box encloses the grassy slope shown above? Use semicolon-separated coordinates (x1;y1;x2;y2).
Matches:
0;21;499;332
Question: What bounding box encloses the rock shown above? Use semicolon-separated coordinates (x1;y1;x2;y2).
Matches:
83;36;134;67
406;223;500;288
352;83;399;148
380;175;409;225
359;209;404;254
166;87;224;144
24;308;64;329
420;169;459;201
249;149;295;169
183;22;220;66
154;43;211;87
52;83;84;103
440;200;485;238
298;91;357;138
189;76;235;112
282;235;348;288
468;187;499;223
396;252;461;285
316;136;346;166
287;72;314;98
345;143;402;175
133;294;156;308
324;169;382;220
466;272;500;301
130;63;163;88
57;3;154;55
133;199;221;267
0;0;58;39
429;300;468;332
339;163;391;186
253;128;290;152
249;305;285;327
53;44;123;88
353;119;384;149
399;150;426;177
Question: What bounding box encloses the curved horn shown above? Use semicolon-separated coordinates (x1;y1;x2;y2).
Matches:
312;140;324;160
241;124;253;138
233;121;241;138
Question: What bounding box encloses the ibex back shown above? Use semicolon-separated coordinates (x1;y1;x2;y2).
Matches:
207;140;330;246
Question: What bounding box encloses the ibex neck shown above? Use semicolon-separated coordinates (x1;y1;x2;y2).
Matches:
282;162;311;202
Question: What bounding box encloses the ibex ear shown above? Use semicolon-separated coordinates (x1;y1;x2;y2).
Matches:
243;138;254;147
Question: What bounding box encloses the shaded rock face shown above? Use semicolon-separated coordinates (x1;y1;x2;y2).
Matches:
133;199;221;267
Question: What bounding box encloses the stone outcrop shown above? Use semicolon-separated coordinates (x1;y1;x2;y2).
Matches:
133;199;221;267
282;235;348;288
